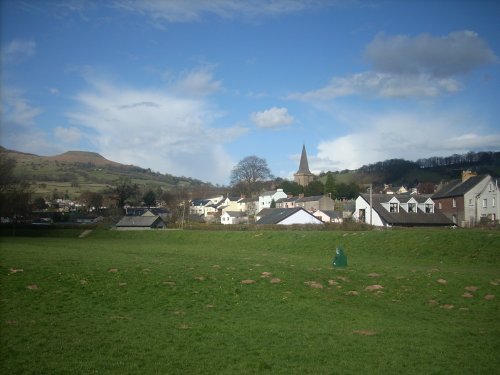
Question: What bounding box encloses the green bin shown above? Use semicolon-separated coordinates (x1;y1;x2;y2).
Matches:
333;247;347;267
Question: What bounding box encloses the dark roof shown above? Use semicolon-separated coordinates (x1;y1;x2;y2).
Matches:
296;144;312;174
116;216;164;227
432;175;488;199
317;210;342;219
126;207;169;216
256;207;321;225
359;194;451;226
191;199;210;206
296;195;324;203
276;197;298;204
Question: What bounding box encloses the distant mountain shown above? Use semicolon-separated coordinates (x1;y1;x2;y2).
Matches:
45;151;123;167
0;147;210;198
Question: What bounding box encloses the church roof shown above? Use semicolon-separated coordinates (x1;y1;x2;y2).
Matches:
296;144;312;174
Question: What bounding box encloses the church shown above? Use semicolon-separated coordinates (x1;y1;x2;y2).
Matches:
294;145;315;187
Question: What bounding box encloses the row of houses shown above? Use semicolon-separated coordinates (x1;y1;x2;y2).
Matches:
115;171;498;230
354;172;499;227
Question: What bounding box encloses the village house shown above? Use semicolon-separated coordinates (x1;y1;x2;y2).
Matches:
115;215;166;230
275;196;298;208
221;211;248;225
258;188;288;212
432;171;499;226
294;195;335;212
313;210;343;223
354;193;451;227
255;207;324;225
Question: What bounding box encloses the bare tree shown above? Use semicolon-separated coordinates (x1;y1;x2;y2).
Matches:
230;156;273;195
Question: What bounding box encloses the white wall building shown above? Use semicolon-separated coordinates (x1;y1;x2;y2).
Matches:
258;189;288;212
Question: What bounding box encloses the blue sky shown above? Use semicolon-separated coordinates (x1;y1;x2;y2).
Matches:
2;0;499;184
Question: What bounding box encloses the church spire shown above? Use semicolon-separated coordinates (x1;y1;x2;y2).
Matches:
294;144;315;187
297;144;311;174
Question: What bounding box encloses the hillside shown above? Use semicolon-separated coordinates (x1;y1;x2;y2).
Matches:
320;152;500;188
1;147;210;198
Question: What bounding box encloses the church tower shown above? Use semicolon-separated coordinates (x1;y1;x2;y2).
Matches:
294;145;315;187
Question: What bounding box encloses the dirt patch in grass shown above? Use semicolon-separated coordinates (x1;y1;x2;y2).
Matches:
270;278;282;284
489;279;499;286
428;299;439;306
437;279;447;285
465;286;479;292
194;276;205;281
261;272;272;278
241;279;256;284
304;281;323;289
462;292;474;298
347;291;359;296
79;230;93;238
367;273;381;277
441;304;454;310
108;268;118;273
26;284;39;290
328;280;338;286
365;285;383;292
9;268;24;274
163;281;176;286
484;294;495;300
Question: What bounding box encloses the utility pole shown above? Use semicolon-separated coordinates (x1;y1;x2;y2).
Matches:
369;184;373;226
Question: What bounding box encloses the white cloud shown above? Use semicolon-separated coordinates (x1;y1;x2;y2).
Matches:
54;126;83;144
290;30;497;102
312;111;500;172
66;80;246;184
2;39;36;63
114;0;327;23
365;30;498;77
172;69;222;96
251;107;294;128
289;72;461;100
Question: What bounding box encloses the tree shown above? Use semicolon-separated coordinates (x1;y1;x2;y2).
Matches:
143;190;156;207
108;177;139;209
0;155;32;222
304;180;324;196
79;191;104;212
230;156;273;194
278;180;303;196
32;197;48;210
324;174;337;198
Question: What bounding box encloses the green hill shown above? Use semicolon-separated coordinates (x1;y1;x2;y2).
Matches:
1;147;210;199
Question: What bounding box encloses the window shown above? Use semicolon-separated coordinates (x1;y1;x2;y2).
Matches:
438;202;442;210
408;203;416;213
452;199;456;208
390;203;399;213
425;204;433;213
493;198;496;208
483;199;487;208
469;199;473;206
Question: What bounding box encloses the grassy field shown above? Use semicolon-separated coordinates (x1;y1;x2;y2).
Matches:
1;228;499;374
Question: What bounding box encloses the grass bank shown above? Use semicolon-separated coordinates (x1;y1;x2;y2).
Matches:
1;229;499;374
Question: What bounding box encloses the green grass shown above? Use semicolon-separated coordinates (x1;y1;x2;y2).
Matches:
1;229;499;374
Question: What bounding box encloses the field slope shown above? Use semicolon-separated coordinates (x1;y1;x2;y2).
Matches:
1;229;499;374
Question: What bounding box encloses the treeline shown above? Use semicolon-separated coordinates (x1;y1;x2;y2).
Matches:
357;151;500;176
416;151;500;168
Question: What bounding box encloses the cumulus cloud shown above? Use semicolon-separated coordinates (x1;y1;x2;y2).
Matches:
365;31;498;77
114;0;326;23
251;107;294;128
54;126;83;144
312;111;500;172
288;72;461;100
290;30;497;101
66;80;246;183
2;39;36;63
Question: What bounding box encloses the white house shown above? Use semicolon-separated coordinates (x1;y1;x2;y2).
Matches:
354;194;451;227
256;207;324;225
258;189;288;212
221;211;248;225
313;210;343;223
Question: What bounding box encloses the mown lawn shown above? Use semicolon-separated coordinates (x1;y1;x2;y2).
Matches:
1;229;499;374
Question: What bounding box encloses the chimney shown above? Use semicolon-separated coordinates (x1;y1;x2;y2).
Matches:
462;170;476;182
